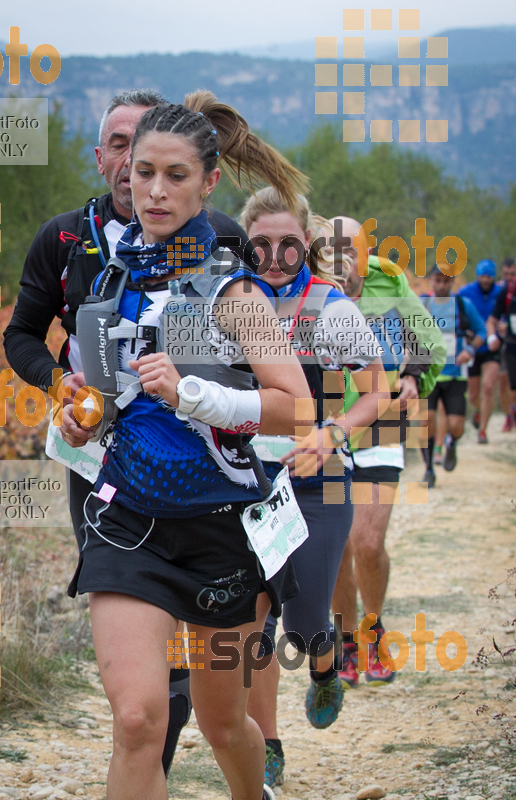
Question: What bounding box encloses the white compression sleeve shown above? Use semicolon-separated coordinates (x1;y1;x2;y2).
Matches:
177;377;261;434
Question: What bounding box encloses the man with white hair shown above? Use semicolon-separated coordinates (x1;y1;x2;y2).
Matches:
5;88;166;538
328;216;445;687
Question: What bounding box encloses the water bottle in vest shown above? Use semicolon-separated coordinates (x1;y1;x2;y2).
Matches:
160;279;201;367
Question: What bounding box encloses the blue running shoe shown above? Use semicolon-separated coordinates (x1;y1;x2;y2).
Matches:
305;674;344;729
265;742;285;788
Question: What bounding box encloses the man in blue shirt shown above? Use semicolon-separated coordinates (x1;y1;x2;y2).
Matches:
458;260;502;443
421;265;486;483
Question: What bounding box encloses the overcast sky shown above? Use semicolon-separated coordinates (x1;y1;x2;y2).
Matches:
2;0;516;58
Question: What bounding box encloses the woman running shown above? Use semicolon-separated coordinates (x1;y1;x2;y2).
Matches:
240;188;386;788
61;93;314;800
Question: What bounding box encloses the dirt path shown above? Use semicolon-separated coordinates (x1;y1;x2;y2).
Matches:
0;416;515;800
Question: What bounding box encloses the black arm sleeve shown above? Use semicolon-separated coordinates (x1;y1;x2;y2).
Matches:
402;362;428;380
3;288;65;391
402;316;432;379
3;208;82;389
492;286;508;320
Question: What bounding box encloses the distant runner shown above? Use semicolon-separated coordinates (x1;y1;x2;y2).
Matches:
458;260;502;443
327;217;446;689
420;264;486;485
497;258;516;431
487;272;516;416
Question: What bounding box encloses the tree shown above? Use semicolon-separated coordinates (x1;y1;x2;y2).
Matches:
0;103;104;299
285;123;516;280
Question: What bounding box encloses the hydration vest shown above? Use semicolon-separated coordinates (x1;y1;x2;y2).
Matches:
76;249;264;443
60;197;111;335
255;275;352;484
282;276;344;425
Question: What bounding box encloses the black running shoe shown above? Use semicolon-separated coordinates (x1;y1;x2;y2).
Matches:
423;468;436;488
442;434;457;472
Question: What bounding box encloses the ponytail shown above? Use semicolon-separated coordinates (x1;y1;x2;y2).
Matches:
183;90;309;210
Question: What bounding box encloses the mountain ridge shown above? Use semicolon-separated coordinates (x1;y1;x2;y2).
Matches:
232;25;516;66
10;26;516;188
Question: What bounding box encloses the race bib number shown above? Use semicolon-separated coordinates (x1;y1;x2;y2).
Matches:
45;419;109;483
241;467;308;579
442;330;456;360
250;435;294;463
509;314;516;336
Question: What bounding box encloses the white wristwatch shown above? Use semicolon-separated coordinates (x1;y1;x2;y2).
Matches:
176;376;207;420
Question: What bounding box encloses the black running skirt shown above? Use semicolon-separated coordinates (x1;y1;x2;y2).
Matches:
68;495;298;628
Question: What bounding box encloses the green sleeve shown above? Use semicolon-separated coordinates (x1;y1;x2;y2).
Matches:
359;267;446;398
343;369;359;412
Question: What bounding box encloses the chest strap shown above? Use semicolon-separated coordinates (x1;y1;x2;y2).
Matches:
108;319;158;342
115;371;142;410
